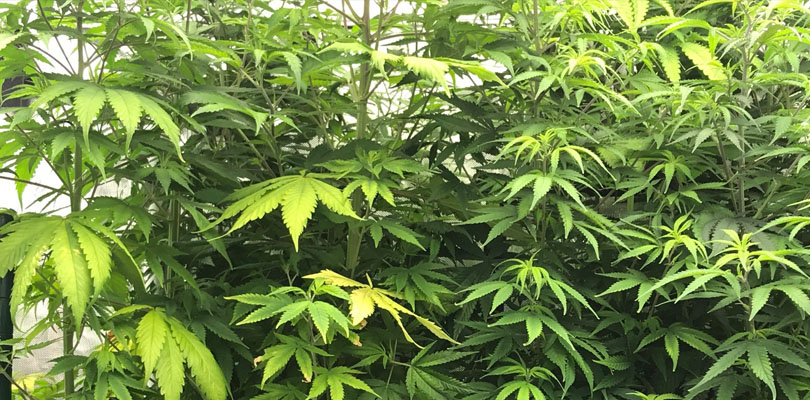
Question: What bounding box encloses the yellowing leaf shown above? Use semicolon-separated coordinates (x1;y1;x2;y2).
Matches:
414;315;460;345
403;56;451;96
680;42;727;81
319;41;372;54
370;50;402;75
634;0;650;27
0;33;21;52
303;269;365;287
442;59;507;87
280;177;317;250
609;0;649;30
655;45;681;83
349;287;376;325
609;0;636;29
304;270;458;347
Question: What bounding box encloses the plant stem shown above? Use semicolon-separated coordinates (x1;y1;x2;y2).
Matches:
63;1;85;393
166;198;179;297
185;0;192;32
0;176;64;193
345;0;374;276
63;146;81;395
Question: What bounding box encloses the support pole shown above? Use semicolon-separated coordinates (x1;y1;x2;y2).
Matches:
0;212;13;400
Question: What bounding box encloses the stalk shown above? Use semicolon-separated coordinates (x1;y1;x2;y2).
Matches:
166;198;180;296
64;1;86;393
345;0;374;276
64;146;81;395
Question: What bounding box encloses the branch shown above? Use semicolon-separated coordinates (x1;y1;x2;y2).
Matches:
320;0;361;26
0;175;65;193
12;126;72;190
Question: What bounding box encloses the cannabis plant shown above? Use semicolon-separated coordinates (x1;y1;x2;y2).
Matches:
1;0;810;399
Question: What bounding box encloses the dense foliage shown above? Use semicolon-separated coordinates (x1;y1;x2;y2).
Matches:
2;0;810;398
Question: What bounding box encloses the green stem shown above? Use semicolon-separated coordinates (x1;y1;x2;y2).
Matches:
713;124;738;214
64;141;82;396
185;0;192;32
166;198;180;297
64;2;85;393
62;308;74;394
345;0;374;276
346;202;363;276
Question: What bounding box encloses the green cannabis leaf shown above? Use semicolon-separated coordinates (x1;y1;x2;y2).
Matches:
134;308;228;400
212;173;360;250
